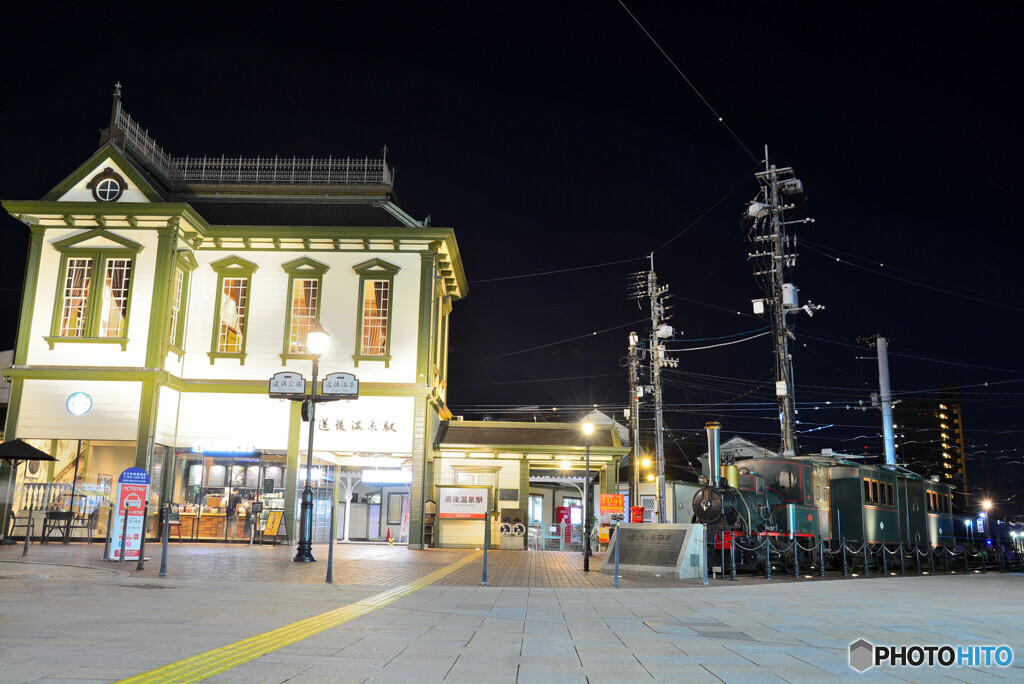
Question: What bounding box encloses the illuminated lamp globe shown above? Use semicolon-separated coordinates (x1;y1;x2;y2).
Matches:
647;474;655;482
561;460;571;471
982;500;992;512
306;322;330;355
641;458;651;468
582;422;594;437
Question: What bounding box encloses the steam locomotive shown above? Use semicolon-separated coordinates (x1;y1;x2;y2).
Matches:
692;422;957;572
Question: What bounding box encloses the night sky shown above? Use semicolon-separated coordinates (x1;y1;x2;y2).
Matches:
2;4;1022;514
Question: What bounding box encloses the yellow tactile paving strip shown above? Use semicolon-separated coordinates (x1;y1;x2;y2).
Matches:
118;551;482;684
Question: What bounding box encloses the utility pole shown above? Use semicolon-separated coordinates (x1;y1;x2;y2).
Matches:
748;148;822;457
627;331;643;508
876;335;897;465
646;254;677;522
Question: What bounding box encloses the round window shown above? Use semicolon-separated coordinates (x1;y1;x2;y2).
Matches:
96;178;121;201
88;167;126;202
777;466;798;492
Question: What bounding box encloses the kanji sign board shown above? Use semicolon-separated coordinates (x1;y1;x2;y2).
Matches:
438;487;489;519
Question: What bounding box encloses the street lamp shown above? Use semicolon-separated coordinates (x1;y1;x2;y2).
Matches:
294;322;329;563
582;421;593;572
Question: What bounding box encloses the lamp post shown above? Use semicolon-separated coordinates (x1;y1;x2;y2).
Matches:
582;421;593;572
294;323;329;563
981;500;992;545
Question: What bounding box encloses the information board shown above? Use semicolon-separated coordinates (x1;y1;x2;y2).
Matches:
600;523;706;579
109;467;150;561
438;487;489;519
264;510;284;536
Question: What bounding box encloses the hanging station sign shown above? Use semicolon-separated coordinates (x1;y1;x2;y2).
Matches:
322;372;359;397
269;372;306;398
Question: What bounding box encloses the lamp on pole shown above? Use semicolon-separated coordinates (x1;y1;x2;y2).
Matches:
582;421;594;572
294;322;330;563
981;500;992;544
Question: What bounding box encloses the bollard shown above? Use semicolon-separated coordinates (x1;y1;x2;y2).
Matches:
102;507;113;561
899;543;906;575
118;503;129;565
765;540;772;581
326;504;336;585
136;503;149;571
863;543;870;576
929;546;935;574
793;539;799;578
614;522;620;588
881;543;888;575
841;538;849;577
819;538;826;578
915;544;922;574
482;512;490;586
964;545;970;573
730;537;737;582
943;546;950;574
21;510;33;557
159;503;169;577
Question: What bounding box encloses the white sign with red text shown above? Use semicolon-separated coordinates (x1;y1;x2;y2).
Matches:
438;487;489;519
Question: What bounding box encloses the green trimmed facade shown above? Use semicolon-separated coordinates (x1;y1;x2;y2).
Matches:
1;94;466;548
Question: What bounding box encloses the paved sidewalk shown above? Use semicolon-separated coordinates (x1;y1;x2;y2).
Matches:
1;543;1022;682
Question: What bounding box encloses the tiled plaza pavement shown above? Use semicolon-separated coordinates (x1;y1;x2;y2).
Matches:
2;541;1023;682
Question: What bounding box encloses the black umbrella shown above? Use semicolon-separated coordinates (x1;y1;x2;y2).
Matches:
0;439;57;543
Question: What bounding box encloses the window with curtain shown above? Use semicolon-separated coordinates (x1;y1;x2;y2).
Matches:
168;268;184;345
59;258;94;337
98;258;132;338
217;277;248;352
361;279;389;355
288;278;319;353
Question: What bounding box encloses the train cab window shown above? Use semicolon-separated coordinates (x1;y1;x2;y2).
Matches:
778;467;798;498
927;492;936;513
879;483;887;506
887;483;895;508
870;480;878;504
863;479;871;502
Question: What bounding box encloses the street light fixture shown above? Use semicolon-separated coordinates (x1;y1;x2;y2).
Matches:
582;421;594;572
294;322;329;563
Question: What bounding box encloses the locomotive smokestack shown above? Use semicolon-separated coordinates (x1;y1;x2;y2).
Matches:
706;422;722;487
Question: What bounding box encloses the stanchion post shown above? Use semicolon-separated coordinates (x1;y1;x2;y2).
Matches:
730;536;737;582
102;507;113;561
914;544;922;574
136;503;149;571
841;538;848;577
900;543;906;575
482;511;490;586
118;503;129;565
719;532;725;580
21;509;32;557
765;539;772;581
943;545;949;574
613;522;620;588
326;504;336;584
819;538;826;578
702;524;709;586
929;546;936;574
981;548;987;573
793;539;799;578
998;548;1004;573
964;545;970;573
159;503;169;577
863;543;870;576
881;543;888;575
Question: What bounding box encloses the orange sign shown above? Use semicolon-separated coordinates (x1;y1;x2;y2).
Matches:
600;494;625;514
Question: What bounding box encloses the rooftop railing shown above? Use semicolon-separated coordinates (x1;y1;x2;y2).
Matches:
116;108;393;186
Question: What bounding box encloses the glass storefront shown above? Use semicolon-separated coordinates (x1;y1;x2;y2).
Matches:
169;450;289;541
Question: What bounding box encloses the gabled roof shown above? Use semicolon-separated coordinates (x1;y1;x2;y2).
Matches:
42;143;164;203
